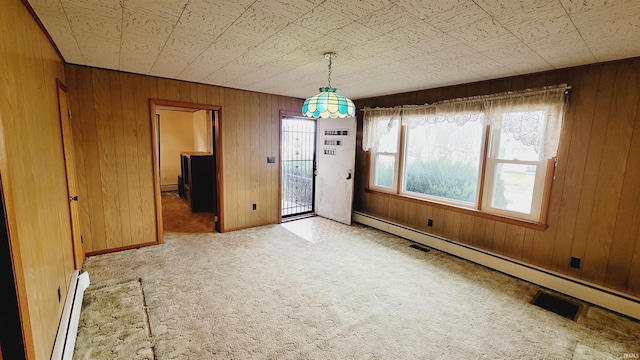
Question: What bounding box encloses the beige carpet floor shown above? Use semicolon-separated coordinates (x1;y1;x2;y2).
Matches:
74;280;154;359
75;222;640;359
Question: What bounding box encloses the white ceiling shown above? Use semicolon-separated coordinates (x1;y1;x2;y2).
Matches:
29;0;640;100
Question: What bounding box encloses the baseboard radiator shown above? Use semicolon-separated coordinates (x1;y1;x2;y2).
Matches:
353;211;640;321
51;270;90;360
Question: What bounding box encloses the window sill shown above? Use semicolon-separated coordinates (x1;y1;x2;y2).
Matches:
364;188;548;231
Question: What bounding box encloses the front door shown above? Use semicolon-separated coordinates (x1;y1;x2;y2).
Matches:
314;117;357;225
281;117;316;218
57;81;84;268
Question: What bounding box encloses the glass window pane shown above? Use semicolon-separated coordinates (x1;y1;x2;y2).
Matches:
496;111;544;161
491;163;536;214
403;121;483;204
374;154;395;188
376;119;400;153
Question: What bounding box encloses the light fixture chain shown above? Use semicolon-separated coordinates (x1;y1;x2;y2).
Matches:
327;55;332;88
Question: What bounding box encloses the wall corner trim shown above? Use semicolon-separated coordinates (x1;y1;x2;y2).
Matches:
353;211;640;321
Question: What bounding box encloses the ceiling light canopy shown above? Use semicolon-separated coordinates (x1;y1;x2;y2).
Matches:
302;53;355;119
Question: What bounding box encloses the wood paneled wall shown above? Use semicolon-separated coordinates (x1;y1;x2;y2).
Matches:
0;0;75;357
354;58;640;298
65;65;303;253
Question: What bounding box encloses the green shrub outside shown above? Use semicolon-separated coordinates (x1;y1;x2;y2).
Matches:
376;159;509;206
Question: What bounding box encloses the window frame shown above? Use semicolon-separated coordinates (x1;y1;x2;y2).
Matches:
368;120;402;194
481;126;548;221
365;115;556;228
398;121;488;209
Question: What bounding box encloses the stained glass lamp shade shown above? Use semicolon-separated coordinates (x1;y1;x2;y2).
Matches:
302;53;355;119
302;87;355;118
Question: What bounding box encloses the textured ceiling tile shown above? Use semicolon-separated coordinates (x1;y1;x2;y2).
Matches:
447;17;512;50
389;45;431;60
430;43;484;66
233;2;291;38
272;24;324;45
230;65;288;89
61;0;122;23
461;56;516;77
333;22;383;46
579;15;640;62
350;34;404;58
175;0;252;37
495;2;574;44
411;32;463;54
122;1;185;37
251;37;304;61
66;12;121;39
30;0;640;99
149;59;190;79
296;34;353;59
126;0;186;17
474;0;557;18
176;50;236;82
204;61;258;85
560;0;640;17
322;0;392;19
76;34;120;69
426;2;490;32
357;4;413;34
394;0;467;20
254;0;317;21
119;35;166;74
174;9;232;39
32;8;85;63
149;32;213;77
29;0;65;14
567;1;640;38
203;27;267;60
294;5;352;34
480;39;546;64
385;19;442;45
502;59;553;75
530;32;597;68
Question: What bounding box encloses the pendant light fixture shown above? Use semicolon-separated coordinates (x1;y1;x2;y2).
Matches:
302;52;355;119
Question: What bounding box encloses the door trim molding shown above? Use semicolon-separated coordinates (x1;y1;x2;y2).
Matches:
149;100;223;239
56;79;84;269
278;110;306;224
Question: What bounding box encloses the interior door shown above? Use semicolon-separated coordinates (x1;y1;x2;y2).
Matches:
57;81;84;269
314;117;357;225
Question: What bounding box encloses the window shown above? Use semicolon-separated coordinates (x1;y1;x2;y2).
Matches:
363;85;567;224
370;118;400;190
402;121;484;206
482;111;548;221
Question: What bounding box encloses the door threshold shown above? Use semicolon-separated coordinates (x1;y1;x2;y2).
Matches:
281;213;316;223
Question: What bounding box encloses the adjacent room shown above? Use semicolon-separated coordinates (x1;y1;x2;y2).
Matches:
155;106;217;233
1;0;639;359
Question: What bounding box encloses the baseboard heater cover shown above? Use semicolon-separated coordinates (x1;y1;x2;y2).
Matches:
51;270;90;360
352;211;640;321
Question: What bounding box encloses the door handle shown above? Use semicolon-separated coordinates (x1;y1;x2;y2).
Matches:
70;195;79;201
346;171;352;180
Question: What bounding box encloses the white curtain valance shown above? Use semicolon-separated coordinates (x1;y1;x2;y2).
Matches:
362;107;402;154
362;84;568;159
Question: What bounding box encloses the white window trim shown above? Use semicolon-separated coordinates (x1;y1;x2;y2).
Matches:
368;124;401;193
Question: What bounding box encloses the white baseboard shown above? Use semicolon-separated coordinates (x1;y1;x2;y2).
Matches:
51;270;90;360
353;211;640;321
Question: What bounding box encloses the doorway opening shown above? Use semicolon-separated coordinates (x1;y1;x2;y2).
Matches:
281;116;316;218
150;100;222;239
